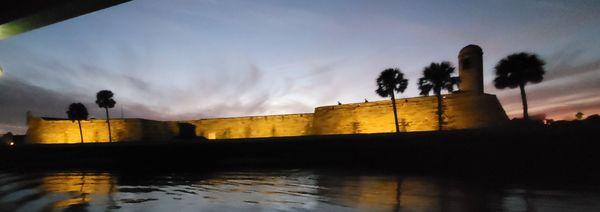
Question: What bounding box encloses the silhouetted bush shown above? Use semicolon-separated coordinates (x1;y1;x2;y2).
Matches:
585;114;600;123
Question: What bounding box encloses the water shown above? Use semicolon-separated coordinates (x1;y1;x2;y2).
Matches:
1;170;600;211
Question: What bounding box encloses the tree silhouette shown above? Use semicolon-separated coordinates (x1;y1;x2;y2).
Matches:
418;62;459;131
494;52;545;120
96;90;116;142
376;68;409;133
67;103;89;143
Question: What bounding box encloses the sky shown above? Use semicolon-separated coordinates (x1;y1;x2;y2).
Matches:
1;0;600;134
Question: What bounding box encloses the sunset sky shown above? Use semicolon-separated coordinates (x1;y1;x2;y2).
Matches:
1;0;600;133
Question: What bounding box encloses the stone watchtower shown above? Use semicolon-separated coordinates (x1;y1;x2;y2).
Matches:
458;45;484;94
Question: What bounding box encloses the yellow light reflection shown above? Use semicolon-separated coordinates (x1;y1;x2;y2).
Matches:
41;173;115;209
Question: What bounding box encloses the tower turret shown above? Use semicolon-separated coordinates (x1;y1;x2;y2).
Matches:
458;44;484;94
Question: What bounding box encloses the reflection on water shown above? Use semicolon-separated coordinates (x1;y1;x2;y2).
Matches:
1;170;600;211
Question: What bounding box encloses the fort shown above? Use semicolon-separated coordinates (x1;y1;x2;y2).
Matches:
24;45;509;144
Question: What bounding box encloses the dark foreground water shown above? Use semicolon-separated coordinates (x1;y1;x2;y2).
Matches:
1;170;600;211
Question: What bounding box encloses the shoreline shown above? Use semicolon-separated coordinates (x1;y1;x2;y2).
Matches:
2;124;599;176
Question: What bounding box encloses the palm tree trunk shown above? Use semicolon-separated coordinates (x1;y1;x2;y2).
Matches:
436;94;443;131
391;92;400;133
394;176;403;211
105;107;112;142
519;84;529;120
77;120;84;143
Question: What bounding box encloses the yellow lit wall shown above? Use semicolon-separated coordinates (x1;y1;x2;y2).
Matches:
313;92;508;134
25;114;178;144
25;93;507;143
189;113;314;139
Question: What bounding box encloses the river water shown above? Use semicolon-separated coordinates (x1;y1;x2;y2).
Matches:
1;169;599;211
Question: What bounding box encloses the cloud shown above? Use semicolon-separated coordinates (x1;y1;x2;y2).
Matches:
0;77;83;134
0;54;316;134
544;48;600;81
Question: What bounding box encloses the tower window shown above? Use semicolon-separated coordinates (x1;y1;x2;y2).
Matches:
461;58;471;69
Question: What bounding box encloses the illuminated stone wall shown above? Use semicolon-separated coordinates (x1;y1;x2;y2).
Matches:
189;113;314;139
25;114;178;144
313;93;507;134
25;93;507;143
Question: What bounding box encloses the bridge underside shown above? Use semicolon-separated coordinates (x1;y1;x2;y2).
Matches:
0;0;130;40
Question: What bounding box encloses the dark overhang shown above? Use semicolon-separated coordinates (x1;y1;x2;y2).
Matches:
0;0;131;40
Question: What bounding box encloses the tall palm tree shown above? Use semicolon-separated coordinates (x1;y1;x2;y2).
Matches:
376;68;409;133
67;103;89;143
494;52;545;120
96;90;116;142
418;62;460;131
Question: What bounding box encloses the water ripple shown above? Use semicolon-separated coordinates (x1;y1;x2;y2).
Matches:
0;170;599;211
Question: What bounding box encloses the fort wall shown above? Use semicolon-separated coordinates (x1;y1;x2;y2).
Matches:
24;93;507;143
25;114;177;144
313;93;508;134
189;113;314;139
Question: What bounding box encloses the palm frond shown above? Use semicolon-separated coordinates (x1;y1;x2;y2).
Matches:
494;52;545;89
375;68;408;98
418;61;458;96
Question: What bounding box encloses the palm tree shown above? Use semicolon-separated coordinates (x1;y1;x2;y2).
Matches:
418;62;460;131
376;68;409;133
494;52;545;120
67;103;89;143
96;90;116;142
